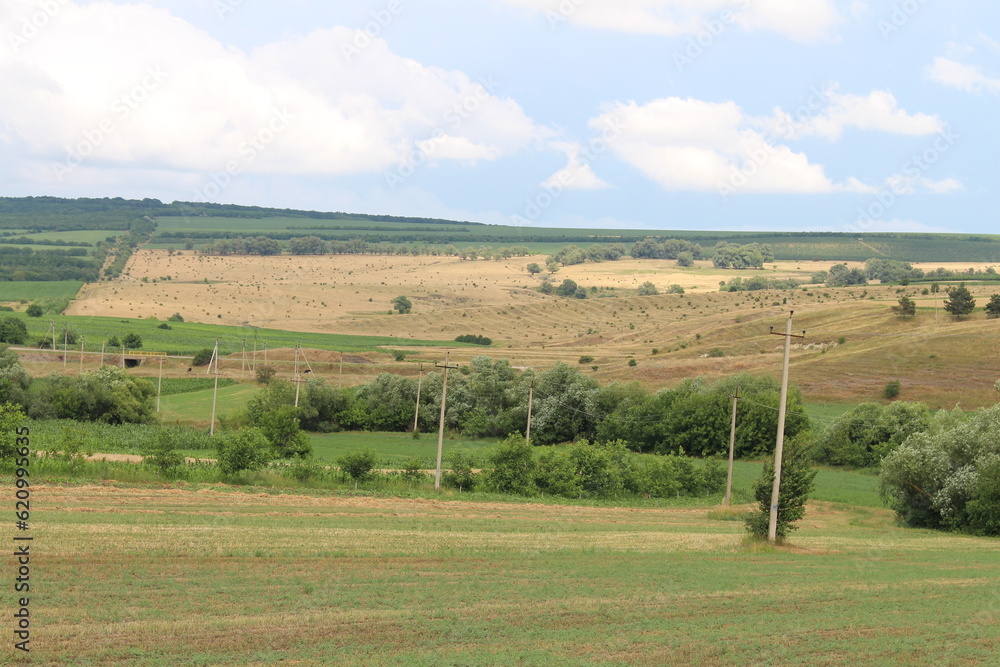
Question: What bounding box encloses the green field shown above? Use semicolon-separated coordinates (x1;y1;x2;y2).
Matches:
2;312;459;355
0;280;84;302
158;383;259;425
29;480;1000;665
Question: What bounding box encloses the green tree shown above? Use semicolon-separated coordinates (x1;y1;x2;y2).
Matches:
814;401;931;468
482;433;537;495
944;283;976;318
192;348;214;366
0;403;26;460
392;295;412;314
107;335;122;349
254;405;312;459
636;281;658;296
0;317;28;345
0;346;30;406
122;332;142;349
892;295;916;317
216;427;273;475
985;294;1000;318
143;430;185;475
526;262;542;275
25;303;43;317
676;251;694;267
745;438;817;542
337;449;377;481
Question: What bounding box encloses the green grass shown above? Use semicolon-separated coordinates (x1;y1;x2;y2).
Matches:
27;480;1000;665
133;375;238;396
0;280;84;302
158;383;259;424
309;431;500;464
1;311;460;354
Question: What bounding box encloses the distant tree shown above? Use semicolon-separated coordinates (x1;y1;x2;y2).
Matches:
537;279;554;294
676;251;694;267
667;285;685;295
25;304;43;317
255;365;277;384
985;294;1000;318
216;427;272;475
122;332;142;349
883;380;901;400
143;431;185;475
337;449;377;481
526;262;542;275
0;403;26;460
391;295;412;314
944;283;976;318
107;335;122;349
892;295;917;317
0;317;27;345
555;279;578;297
636;281;658;296
930;282;940;293
192;348;214;366
167;312;184;322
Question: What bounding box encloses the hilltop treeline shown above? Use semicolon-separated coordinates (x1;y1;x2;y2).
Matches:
0;247;100;282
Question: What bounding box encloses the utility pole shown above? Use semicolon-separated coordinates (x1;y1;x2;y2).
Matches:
251;326;258;371
413;363;423;433
241;338;246;379
121;341;125;369
156;353;164;413
79;337;85;374
339;353;344;388
208;339;220;436
293;342;301;407
767;312;805;542
100;341;105;368
63;327;68;370
724;388;739;506
525;378;534;447
434;353;459;490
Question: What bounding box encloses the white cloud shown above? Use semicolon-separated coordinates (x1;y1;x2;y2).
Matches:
542;142;610;191
761;87;944;141
501;0;841;43
921;177;964;194
926;57;1000;95
0;1;548;189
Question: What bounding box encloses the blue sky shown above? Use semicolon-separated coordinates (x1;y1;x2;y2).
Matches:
1;0;997;233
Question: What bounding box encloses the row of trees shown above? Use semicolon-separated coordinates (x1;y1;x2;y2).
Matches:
894;285;1000;318
711;242;774;269
201;235;534;261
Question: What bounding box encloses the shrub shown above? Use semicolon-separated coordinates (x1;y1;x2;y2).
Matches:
168;313;184;322
399;458;426;481
337;449;377;481
157;323;171;330
578;356;594;364
143;431;185;475
883;380;901;400
25;304;43;317
707;348;725;357
627;359;637;367
443;449;477;491
637;281;658;296
216;427;272;475
192;348;214;366
255;365;277;384
0;403;26;460
392;295;412;314
122;332;142;349
482;434;536;495
813;401;931;468
745;437;817;542
0;317;28;345
107;335;121;349
455;334;492;346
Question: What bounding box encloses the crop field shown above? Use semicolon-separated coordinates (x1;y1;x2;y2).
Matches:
0;280;84;302
22;482;998;666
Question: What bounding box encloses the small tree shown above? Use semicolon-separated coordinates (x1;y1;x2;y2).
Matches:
392;295;412;314
25;304;43;317
0;317;28;345
883;380;901;399
144;431;185;475
168;313;184;322
526;262;542;275
745;438;817;542
255;365;277;384
636;281;658;296
482;433;536;496
892;295;916;317
216;427;272;475
944;283;976;318
985;294;1000;318
337;449;377;480
676;251;694;267
192;348;214;366
107;335;122;349
122;332;143;349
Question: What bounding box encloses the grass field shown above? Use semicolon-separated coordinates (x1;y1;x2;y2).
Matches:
158;383;259;425
27;481;1000;665
0;280;84;302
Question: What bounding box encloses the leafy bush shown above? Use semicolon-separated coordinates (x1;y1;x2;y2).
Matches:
255;365;277;384
192;348;214;366
122;332;142;349
455;334;492;346
745;437;817;542
168;312;184;322
216;427;272;475
813;401;931;468
337;449;377;481
25;303;43;317
0;317;27;345
578;356;594;364
636;281;658;296
143;431;185;475
880;405;1000;534
883;380;901;400
443;448;477;491
482;433;536;495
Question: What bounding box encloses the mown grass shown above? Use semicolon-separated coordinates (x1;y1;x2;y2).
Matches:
157;384;259;425
24;480;1000;665
0;280;84;302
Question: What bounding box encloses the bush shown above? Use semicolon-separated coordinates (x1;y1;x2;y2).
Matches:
745;437;817;542
25;304;43;317
255;365;277;384
216;427;272;475
0;317;28;345
143;431;185;475
168;313;184;322
122;332;142;349
455;334;492;346
399;458;426;481
578;356;594;364
337;449;377;481
482;433;536;495
392;295;412;314
813;401;931;468
443;449;477;491
707;348;725;358
107;335;121;349
0;403;26;460
883;380;901;400
636;281;658;296
192;348;214;366
157;323;171;330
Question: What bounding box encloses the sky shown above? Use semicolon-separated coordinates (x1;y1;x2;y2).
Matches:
0;0;997;234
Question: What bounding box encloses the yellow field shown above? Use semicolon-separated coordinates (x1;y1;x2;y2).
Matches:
61;251;1000;407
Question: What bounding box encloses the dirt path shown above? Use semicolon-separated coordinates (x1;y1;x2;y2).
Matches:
38;451;215;464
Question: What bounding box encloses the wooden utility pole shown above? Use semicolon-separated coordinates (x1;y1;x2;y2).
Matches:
120;341;125;369
339;353;344;388
208;340;220;436
156;353;164;413
525;378;534;447
413;363;423;433
79;337;85;374
100;341;105;368
293;342;301;407
724;388;739;506
63;328;68;370
434;354;459;490
251;326;258;371
241;339;247;379
767;312;805;542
